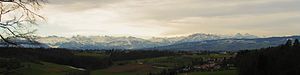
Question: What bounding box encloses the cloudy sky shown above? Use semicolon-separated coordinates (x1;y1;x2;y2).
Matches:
37;0;300;38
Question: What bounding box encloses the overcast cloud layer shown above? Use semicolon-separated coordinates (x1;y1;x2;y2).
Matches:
38;0;300;38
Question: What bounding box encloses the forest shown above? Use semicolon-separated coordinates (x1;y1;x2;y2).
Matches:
236;39;300;75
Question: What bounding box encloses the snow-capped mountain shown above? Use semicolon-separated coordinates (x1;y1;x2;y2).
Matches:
176;33;224;43
149;37;185;45
37;35;163;50
175;33;259;44
231;33;259;39
34;33;260;50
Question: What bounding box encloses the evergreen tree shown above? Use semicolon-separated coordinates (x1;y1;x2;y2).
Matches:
294;39;300;47
285;39;293;46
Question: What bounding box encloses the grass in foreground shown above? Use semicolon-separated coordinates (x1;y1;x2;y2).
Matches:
1;62;77;75
181;70;238;75
91;64;160;75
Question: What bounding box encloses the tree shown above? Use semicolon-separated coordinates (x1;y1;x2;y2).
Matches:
285;39;293;47
0;0;46;45
294;39;300;47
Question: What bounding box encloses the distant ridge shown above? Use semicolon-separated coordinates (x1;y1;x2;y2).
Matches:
32;33;259;50
2;33;299;51
147;36;300;51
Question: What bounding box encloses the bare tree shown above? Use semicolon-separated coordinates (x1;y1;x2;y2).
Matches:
0;0;46;46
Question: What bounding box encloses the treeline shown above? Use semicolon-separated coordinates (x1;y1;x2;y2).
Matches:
236;39;300;75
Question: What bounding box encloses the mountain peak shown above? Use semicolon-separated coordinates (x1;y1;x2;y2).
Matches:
34;33;260;50
233;33;259;39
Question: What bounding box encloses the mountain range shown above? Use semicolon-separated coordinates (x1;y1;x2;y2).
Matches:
149;36;300;51
1;33;298;51
35;33;259;50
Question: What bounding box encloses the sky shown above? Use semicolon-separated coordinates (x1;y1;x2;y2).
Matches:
36;0;300;38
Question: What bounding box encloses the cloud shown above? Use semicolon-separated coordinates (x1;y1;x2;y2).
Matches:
38;0;300;37
163;12;300;36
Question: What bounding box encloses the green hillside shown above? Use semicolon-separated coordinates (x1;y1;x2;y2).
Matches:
0;61;78;75
1;47;237;75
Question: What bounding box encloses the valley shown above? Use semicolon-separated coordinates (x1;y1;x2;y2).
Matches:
0;47;237;75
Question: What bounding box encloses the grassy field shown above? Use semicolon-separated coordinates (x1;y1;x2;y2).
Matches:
73;51;108;59
91;70;135;75
1;62;77;75
114;54;233;68
180;70;238;75
1;50;236;75
91;64;160;75
18;62;76;75
91;54;237;75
